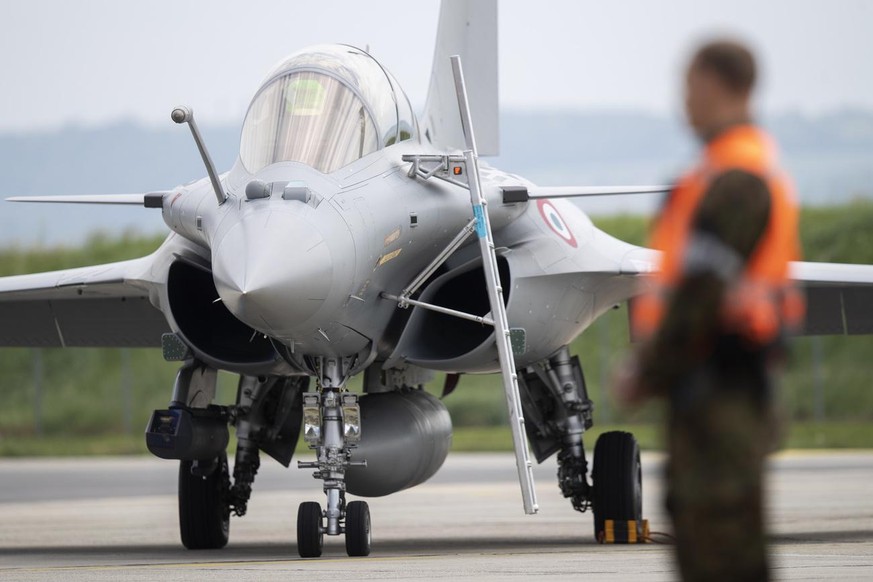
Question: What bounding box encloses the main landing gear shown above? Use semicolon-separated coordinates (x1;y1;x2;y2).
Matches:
592;431;642;538
518;347;642;540
295;357;370;557
145;360;307;551
178;453;230;549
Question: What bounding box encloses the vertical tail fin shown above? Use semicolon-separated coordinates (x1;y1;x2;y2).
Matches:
423;0;499;156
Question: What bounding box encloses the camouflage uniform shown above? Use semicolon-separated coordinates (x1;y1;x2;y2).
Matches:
666;337;773;582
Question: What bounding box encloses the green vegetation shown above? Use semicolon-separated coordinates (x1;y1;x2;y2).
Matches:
449;422;873;452
1;201;873;455
0;434;146;457
450;424;663;452
0;230;165;275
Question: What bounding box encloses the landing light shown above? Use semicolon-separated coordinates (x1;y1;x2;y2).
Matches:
302;394;322;445
341;394;362;443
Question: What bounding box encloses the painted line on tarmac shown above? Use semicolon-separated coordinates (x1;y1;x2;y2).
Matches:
0;543;651;575
0;551;540;574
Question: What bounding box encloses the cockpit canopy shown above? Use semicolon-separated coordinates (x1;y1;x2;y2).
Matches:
240;44;418;175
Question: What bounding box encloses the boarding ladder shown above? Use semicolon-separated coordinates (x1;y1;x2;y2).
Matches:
386;56;538;514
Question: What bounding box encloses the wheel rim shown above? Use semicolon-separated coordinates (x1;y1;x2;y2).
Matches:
364;510;371;546
318;527;324;552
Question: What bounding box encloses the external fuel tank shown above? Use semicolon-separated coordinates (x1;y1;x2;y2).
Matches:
345;389;452;497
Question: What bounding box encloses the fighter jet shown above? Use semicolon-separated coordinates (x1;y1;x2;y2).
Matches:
3;0;873;558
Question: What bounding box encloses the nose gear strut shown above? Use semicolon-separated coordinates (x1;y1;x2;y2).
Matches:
296;357;370;557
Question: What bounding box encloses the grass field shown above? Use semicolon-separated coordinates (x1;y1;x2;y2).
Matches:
1;201;873;455
450;422;873;451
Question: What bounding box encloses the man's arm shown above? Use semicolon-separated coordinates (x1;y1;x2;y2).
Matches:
637;169;772;395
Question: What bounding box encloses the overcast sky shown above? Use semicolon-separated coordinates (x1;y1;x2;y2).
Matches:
1;0;872;133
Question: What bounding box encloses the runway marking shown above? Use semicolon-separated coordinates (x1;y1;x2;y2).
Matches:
0;549;588;574
6;544;862;576
773;449;873;458
0;543;652;574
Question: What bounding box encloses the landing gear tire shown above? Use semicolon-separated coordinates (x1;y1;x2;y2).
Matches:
344;500;372;557
178;453;230;550
592;431;642;541
297;501;324;558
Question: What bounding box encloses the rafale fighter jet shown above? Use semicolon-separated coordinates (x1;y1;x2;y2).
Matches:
3;0;873;558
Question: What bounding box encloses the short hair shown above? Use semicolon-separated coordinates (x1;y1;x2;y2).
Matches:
691;40;757;95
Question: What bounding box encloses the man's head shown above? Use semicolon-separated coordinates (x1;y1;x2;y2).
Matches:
685;40;757;139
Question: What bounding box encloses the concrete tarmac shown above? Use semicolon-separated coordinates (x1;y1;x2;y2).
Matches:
0;451;871;581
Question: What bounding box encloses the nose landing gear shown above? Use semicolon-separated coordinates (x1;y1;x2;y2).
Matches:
296;358;370;557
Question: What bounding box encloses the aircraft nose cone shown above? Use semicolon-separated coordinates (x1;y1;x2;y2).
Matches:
212;211;333;334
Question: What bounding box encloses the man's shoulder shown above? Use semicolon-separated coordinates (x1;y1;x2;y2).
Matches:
706;124;778;175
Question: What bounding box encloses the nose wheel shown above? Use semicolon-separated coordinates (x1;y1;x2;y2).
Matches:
296;501;324;558
345;501;372;556
296;499;371;558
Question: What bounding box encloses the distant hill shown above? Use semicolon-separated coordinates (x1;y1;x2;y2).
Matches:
1;109;872;244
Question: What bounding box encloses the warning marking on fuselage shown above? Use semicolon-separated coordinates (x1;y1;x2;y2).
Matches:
377;248;403;267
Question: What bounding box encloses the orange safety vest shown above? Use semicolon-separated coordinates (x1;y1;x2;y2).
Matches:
633;124;805;346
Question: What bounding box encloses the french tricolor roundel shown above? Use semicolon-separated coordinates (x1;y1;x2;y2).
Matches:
537;199;577;248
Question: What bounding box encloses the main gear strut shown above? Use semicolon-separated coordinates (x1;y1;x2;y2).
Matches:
518;347;594;513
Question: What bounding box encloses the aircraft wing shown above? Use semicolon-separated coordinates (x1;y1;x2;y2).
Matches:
615;247;873;337
790;261;873;335
0;256;169;347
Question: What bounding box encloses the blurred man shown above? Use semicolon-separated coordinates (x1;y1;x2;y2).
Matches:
618;40;805;581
